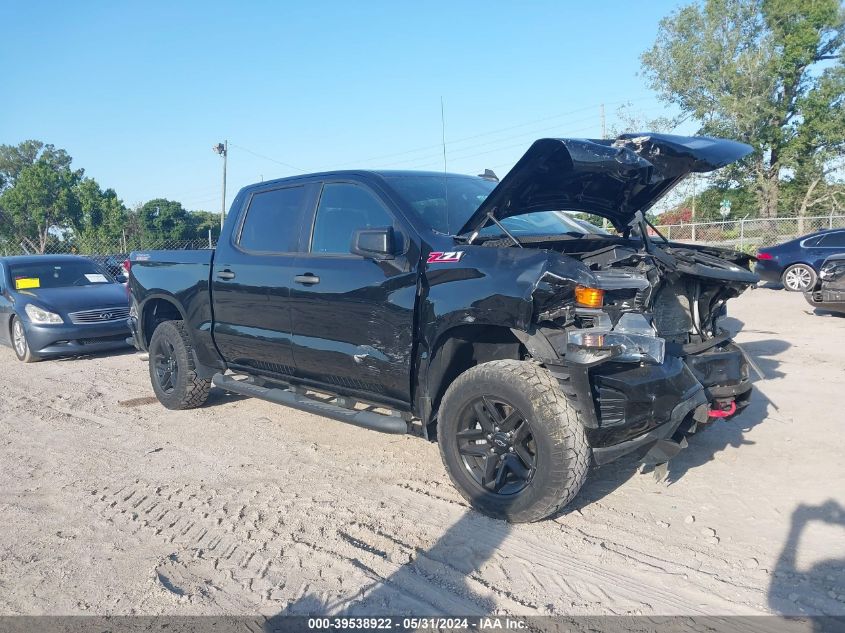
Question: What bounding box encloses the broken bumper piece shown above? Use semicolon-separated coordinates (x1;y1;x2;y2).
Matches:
592;386;709;466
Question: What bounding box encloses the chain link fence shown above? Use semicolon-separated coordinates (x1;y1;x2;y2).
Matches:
2;213;844;262
0;232;218;280
653;214;845;252
0;234;217;256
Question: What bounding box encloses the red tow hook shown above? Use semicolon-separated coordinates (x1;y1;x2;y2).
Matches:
708;401;737;418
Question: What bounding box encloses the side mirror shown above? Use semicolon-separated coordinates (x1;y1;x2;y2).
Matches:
351;227;395;260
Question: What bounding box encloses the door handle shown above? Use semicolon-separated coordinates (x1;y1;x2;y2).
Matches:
216;270;236;280
294;274;320;285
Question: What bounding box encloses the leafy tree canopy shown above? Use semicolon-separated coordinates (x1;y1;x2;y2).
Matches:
641;0;845;218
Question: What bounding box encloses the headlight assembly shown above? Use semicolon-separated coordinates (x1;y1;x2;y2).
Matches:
567;313;665;364
24;304;64;324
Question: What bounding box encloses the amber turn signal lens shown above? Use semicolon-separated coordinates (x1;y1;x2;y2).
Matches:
575;285;605;308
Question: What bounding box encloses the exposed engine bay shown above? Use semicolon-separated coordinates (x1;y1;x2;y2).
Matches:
475;225;759;470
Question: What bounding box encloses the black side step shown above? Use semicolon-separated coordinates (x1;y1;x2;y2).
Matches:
212;373;408;435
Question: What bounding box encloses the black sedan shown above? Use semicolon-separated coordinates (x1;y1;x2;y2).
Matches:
804;254;845;315
0;255;131;362
755;228;845;291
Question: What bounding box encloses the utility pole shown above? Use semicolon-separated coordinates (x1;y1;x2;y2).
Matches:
213;141;228;230
600;103;606;139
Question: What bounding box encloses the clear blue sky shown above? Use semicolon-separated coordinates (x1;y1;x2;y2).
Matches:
1;0;686;213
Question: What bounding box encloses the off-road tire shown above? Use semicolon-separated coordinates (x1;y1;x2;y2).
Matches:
11;315;39;363
438;359;590;523
148;320;211;410
781;263;816;292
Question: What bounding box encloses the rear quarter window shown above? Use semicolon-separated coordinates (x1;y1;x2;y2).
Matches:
818;231;845;248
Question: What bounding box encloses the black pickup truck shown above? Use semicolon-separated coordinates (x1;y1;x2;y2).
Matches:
128;134;759;522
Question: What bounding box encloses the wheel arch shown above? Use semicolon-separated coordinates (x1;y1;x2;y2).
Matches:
422;324;537;430
138;294;189;349
5;311;16;342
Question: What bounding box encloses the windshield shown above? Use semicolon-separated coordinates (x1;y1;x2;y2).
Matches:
384;175;495;234
9;260;115;290
385;175;611;238
477;211;610;238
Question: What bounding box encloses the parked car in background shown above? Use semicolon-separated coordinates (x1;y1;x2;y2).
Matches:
755;228;845;291
0;255;131;362
89;254;130;283
804;254;845;315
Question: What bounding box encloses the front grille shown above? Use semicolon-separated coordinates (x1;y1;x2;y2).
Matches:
69;306;130;325
78;334;128;345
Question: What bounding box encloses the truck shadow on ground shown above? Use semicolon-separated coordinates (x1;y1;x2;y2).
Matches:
263;510;509;623
768;500;845;622
50;346;138;362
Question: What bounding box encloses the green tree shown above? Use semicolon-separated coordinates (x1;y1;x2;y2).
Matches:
72;178;128;252
0;161;82;253
138;198;196;243
641;0;845;218
0;140;74;192
188;210;222;241
0;141;83;250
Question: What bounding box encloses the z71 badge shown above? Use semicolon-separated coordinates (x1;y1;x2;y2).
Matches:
427;251;465;264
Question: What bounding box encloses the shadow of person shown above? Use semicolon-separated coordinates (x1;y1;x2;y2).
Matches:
769;500;845;626
263;510;511;629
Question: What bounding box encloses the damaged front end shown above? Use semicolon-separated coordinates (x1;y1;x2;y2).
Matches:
532;233;758;472
465;133;759;472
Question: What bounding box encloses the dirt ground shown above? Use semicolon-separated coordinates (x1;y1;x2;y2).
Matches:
0;286;843;618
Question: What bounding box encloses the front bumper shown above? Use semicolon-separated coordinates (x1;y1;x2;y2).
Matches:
25;319;131;357
547;342;751;466
804;288;845;314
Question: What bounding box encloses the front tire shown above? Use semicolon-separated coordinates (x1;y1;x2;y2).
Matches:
11;316;39;363
148;320;211;410
782;263;816;292
438;360;590;523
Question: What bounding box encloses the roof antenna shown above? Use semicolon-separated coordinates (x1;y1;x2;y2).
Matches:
441;96;450;234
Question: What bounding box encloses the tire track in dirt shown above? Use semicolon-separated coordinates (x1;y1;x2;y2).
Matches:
85;479;528;614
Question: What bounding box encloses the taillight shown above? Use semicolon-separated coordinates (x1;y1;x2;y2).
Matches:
756;252;773;260
123;258;131;273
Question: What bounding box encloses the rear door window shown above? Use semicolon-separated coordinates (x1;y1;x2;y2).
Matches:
310;183;394;254
238;185;308;253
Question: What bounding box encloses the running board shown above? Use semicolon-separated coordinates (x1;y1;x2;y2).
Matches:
212;373;408;434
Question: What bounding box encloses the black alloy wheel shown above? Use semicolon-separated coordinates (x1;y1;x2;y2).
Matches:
153;338;179;394
456;395;537;495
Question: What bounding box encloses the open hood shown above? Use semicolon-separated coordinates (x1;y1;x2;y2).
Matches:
459;133;753;236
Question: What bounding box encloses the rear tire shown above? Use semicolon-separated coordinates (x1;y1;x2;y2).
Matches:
782;263;816;292
148;320;211;409
438;359;590;523
11;316;39;363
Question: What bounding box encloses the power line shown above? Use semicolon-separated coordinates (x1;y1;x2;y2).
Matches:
217;97;666;178
321;96;662;169
229;143;307;173
371;104;666;172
